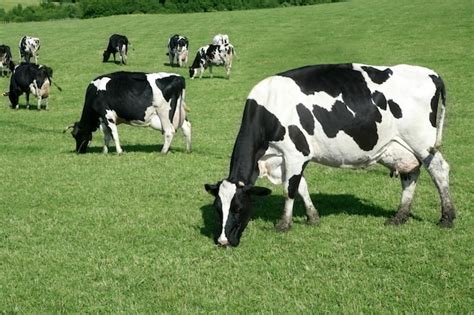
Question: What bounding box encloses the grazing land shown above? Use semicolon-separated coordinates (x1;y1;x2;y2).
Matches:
1;0;39;10
0;0;472;312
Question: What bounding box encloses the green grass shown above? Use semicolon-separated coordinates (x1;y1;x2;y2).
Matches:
0;0;472;312
0;0;39;10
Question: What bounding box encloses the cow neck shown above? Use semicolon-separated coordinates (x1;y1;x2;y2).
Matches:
79;98;99;132
227;98;284;186
228;127;266;186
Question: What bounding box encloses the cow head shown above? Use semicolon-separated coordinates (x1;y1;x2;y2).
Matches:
69;122;92;154
205;180;271;247
103;50;111;63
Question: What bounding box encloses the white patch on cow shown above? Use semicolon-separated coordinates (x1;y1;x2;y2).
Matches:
92;77;111;91
218;180;237;245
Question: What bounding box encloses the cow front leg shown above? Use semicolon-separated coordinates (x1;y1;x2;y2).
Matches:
209;65;213;78
26;93;30;110
37;96;42;110
99;122;113;154
105;120;123;154
276;162;307;232
386;168;420;225
423;151;456;227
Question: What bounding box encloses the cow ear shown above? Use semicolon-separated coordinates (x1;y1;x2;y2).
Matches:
248;186;272;196
205;183;220;197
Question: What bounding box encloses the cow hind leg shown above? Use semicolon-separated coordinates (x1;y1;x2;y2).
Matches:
423;151;456;227
181;119;192;153
385;168;420;225
298;176;320;225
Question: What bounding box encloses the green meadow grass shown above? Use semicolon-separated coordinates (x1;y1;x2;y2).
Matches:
0;0;39;10
0;0;472;312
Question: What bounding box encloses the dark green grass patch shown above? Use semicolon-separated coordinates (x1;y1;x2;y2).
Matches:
0;0;472;313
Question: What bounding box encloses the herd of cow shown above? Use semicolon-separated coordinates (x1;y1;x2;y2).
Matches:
0;32;456;247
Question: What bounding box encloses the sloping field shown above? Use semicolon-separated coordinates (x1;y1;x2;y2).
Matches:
1;0;39;10
0;0;472;312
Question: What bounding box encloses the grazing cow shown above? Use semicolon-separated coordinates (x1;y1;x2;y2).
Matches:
205;63;456;247
66;71;191;154
167;34;189;67
212;34;229;46
0;45;15;76
103;34;129;65
189;44;235;79
19;36;40;64
4;63;54;110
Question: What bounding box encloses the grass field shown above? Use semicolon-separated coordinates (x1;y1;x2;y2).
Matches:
0;0;39;10
0;0;472;312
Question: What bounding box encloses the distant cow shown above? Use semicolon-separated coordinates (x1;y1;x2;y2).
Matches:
103;34;129;65
206;63;456;247
168;34;189;67
4;63;54;110
19;36;40;64
189;44;235;79
212;34;229;46
66;71;191;154
0;45;15;76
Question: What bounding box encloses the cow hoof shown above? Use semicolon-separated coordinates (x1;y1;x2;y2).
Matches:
385;214;410;226
306;214;320;226
438;218;454;228
275;220;291;232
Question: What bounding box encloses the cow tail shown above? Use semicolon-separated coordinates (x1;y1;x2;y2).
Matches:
434;76;447;151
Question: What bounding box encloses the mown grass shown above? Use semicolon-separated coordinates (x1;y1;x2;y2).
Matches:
0;0;39;10
0;0;472;313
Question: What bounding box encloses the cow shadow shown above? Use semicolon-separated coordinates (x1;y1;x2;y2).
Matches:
163;62;184;68
199;192;406;239
68;143;193;154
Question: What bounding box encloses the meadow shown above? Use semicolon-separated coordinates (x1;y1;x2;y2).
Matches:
0;0;472;312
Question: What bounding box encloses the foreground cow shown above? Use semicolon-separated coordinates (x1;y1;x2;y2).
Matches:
205;63;456;247
4;63;54;110
168;34;189;67
66;71;191;154
189;44;235;79
103;34;129;65
0;45;15;76
19;36;40;64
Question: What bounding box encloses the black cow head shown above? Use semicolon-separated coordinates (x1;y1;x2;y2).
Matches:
103;50;111;63
205;181;271;247
70;122;92;154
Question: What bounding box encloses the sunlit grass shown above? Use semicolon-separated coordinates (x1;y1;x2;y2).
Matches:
0;0;472;313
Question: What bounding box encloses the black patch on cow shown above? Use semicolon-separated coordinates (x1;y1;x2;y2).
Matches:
296;103;315;135
155;75;185;122
287;161;309;199
288;174;302;199
372;91;387;110
388;100;402;119
288;125;310;156
361;66;393;84
279;64;383;151
228;99;286;184
429;74;445;128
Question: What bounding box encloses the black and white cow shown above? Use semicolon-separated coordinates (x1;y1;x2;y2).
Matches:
0;45;15;76
168;34;189;67
67;71;191;154
103;34;129;65
19;36;40;64
189;44;235;79
4;63;54;110
205;63;456;247
212;34;229;46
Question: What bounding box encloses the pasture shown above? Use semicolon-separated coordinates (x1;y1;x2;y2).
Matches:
0;0;472;312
